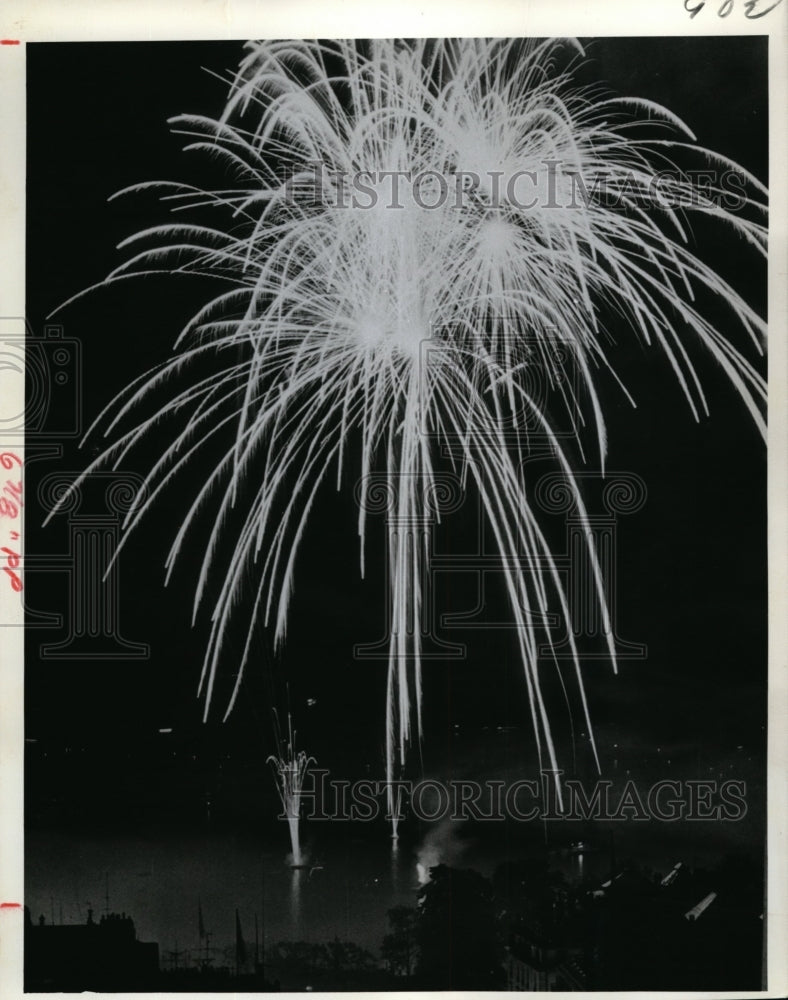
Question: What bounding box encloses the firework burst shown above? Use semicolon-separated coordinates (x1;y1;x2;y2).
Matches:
267;711;315;865
53;38;766;818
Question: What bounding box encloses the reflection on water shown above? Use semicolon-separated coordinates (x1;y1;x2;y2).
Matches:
288;867;303;934
256;831;420;952
26;815;757;958
389;837;404;892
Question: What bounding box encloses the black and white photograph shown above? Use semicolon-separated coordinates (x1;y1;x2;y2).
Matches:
1;2;787;997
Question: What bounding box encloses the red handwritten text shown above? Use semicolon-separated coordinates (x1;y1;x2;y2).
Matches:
0;453;23;591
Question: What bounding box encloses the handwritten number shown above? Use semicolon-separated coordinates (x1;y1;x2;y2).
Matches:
0;480;22;519
0;454;23;589
744;0;784;16
686;0;784;14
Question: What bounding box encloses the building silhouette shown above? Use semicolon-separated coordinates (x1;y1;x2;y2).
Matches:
25;907;159;992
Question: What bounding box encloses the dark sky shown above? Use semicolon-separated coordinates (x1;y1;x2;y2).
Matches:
24;37;767;826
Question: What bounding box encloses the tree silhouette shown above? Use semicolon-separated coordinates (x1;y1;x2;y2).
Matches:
415;865;504;989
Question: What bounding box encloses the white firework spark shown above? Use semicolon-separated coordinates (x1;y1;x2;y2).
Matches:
53;38;766;820
267;711;315;865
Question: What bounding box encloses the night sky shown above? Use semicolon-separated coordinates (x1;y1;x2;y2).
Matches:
23;36;767;954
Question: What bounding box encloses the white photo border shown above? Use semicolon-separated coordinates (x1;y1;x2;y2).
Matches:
1;2;786;998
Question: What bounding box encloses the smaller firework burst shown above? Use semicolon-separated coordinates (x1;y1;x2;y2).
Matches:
267;711;315;867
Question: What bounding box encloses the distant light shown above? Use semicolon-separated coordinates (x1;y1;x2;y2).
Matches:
158;728;173;734
25;738;38;743
306;698;317;707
